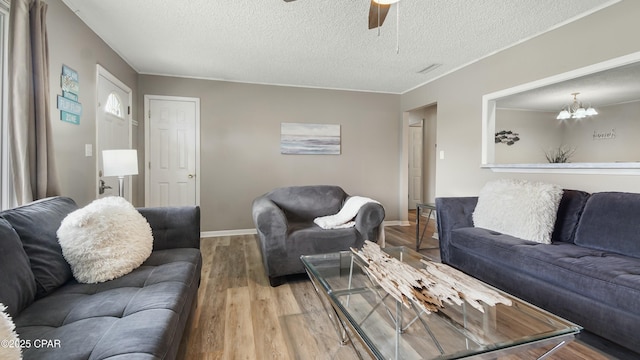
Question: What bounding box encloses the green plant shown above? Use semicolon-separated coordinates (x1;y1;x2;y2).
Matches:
545;145;576;163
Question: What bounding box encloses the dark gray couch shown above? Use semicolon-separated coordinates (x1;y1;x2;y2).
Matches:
436;190;640;354
0;196;201;360
252;185;385;286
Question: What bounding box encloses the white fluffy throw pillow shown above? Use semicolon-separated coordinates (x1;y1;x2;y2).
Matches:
57;196;153;284
472;179;563;244
0;303;22;360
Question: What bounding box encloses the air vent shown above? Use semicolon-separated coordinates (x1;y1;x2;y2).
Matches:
417;64;442;74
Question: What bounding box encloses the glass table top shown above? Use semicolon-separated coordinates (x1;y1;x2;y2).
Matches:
301;246;581;360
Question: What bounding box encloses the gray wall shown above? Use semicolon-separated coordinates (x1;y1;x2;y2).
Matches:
406;105;437;206
402;0;640;196
495;109;562;164
138;76;401;231
422;105;437;204
562;101;640;163
46;0;640;231
495;101;640;164
47;0;139;206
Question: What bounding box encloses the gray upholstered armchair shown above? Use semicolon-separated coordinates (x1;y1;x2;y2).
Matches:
252;185;385;286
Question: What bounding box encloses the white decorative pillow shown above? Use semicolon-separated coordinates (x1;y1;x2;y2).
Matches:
57;196;153;283
0;303;22;360
472;179;563;244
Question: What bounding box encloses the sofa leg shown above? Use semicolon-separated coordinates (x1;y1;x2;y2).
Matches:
268;276;285;287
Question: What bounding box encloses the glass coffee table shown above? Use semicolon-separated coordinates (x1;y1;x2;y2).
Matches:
301;247;581;360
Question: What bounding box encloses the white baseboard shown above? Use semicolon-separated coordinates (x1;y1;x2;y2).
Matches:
385;220;411;227
201;229;257;238
201;220;410;238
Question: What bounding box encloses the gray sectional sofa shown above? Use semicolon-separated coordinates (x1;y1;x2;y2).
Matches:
436;190;640;354
0;196;201;360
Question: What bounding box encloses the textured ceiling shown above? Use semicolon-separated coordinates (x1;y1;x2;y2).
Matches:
61;0;616;94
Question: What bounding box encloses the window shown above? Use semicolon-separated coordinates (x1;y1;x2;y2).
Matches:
105;92;123;118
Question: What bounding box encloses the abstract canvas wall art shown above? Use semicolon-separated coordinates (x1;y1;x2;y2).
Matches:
280;123;341;155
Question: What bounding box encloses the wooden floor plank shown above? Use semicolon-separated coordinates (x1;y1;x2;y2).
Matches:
177;216;632;359
223;287;256;360
195;239;231;354
241;234;293;359
249;297;292;360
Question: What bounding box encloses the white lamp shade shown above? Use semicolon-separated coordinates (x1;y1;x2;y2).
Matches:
572;107;587;119
585;107;598;116
103;149;139;177
373;0;400;4
556;110;570;120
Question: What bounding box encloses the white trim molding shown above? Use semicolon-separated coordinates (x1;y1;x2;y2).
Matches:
482;51;640;174
96;65;134;200
201;229;257;238
485;162;640;175
201;220;410;238
384;220;411;227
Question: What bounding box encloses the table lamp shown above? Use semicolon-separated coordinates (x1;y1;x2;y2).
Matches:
102;149;138;197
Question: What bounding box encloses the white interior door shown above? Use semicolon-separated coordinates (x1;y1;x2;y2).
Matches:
96;65;132;200
409;125;423;209
145;95;200;207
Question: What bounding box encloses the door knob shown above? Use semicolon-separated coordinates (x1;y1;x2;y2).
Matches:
188;174;195;179
98;179;112;195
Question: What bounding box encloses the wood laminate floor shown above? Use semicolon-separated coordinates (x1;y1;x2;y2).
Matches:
176;212;632;359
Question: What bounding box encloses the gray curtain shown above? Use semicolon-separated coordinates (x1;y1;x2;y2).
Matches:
8;0;60;205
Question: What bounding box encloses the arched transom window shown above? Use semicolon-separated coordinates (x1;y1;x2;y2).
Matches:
105;92;123;118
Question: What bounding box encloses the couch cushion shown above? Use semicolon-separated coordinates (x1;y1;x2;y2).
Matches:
15;248;201;360
574;192;640;258
0;197;77;298
551;189;590;243
267;221;361;276
450;227;640;315
0;218;37;318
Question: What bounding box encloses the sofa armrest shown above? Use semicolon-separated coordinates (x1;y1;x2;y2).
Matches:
252;196;288;238
355;202;385;242
252;196;288;278
435;197;478;264
137;206;200;250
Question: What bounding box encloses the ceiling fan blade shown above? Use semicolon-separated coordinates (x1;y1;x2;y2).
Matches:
368;1;391;29
283;0;297;2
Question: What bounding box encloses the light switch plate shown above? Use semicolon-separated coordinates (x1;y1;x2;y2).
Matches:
85;144;92;157
439;150;445;160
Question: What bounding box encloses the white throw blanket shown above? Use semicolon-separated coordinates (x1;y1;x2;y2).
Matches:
313;196;385;247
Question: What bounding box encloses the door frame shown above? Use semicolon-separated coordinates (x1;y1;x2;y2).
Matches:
401;103;438;225
95;65;133;200
144;94;201;207
408;120;424;209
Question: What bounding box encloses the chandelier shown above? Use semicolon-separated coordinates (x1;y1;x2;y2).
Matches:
556;92;598;120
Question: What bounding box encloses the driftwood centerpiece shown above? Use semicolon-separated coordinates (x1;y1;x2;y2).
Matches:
351;241;512;315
